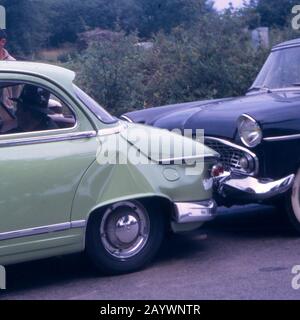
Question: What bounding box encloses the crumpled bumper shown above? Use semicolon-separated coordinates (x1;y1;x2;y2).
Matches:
217;173;295;202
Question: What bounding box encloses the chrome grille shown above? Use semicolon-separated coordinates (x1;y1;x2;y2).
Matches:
205;138;244;172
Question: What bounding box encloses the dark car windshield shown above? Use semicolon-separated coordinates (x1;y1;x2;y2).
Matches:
251;46;300;91
73;85;117;124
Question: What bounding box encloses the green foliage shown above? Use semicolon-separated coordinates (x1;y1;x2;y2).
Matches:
3;0;299;54
134;0;214;37
1;0;298;115
69;13;269;115
2;0;51;55
146;18;267;104
244;0;300;28
1;0;214;54
269;26;300;47
47;0;142;46
69;33;146;116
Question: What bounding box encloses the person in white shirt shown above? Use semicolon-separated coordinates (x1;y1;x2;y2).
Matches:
0;29;18;112
0;29;15;61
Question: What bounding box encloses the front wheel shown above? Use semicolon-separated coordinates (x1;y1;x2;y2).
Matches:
86;200;165;275
284;169;300;234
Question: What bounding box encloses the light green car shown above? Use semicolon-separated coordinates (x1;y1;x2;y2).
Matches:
0;61;219;274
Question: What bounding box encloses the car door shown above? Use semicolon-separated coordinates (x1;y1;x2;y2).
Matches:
0;75;97;257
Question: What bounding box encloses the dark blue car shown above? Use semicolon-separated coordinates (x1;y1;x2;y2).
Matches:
122;38;300;233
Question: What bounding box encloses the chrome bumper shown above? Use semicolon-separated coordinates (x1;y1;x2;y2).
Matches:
174;200;217;224
217;173;295;201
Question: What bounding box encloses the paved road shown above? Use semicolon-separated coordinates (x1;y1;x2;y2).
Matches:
1;205;300;300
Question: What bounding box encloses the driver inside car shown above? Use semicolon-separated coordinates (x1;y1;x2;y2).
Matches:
9;84;59;133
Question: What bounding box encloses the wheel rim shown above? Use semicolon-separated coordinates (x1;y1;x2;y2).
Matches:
100;201;150;259
291;169;300;223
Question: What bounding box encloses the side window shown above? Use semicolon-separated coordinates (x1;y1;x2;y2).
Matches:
0;82;76;135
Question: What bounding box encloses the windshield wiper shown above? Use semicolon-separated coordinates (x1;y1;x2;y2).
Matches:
292;83;300;87
247;86;272;93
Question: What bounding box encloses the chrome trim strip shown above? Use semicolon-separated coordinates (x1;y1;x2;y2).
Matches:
0;122;80;139
205;136;259;176
0;131;96;147
0;220;87;241
240;113;258;123
247;87;300;94
159;154;219;164
238;114;263;148
98;122;127;137
120;115;133;123
272;43;300;52
270;87;300;92
264;133;300;142
71;220;86;228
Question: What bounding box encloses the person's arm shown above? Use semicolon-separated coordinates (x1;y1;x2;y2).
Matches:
12;84;21;102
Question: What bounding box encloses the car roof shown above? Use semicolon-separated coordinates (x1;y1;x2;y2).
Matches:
0;61;76;87
272;38;300;51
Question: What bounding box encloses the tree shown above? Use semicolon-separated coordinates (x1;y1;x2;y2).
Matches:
243;0;300;28
68;13;269;115
69;33;146;115
136;0;214;37
48;0;144;46
0;0;217;53
2;0;51;55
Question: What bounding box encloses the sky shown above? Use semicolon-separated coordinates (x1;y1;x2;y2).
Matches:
214;0;247;10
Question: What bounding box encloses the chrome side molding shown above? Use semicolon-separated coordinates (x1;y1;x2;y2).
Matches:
98;122;127;137
120;115;133;123
264;133;300;142
0;131;96;148
0;220;86;241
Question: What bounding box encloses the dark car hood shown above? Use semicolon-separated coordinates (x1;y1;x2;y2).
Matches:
123;91;300;139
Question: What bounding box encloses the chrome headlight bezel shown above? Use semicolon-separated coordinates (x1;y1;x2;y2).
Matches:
237;114;262;148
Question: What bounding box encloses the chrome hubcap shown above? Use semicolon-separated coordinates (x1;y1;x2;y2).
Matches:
115;215;139;244
100;202;150;259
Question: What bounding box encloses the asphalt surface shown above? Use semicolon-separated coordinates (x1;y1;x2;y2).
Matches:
1;205;300;300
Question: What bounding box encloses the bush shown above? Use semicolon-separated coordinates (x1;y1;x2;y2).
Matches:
139;14;269;106
69;33;147;116
68;12;269;116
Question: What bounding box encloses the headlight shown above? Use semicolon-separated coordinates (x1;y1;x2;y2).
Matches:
237;114;262;148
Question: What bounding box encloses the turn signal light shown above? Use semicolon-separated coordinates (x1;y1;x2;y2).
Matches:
211;163;224;177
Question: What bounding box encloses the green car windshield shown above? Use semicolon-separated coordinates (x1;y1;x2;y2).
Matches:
73;85;117;124
251;46;300;91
